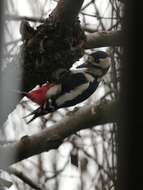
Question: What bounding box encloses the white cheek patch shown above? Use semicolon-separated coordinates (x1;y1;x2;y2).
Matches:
46;85;61;98
56;83;89;106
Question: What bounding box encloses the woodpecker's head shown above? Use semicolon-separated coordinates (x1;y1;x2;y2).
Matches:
78;51;111;77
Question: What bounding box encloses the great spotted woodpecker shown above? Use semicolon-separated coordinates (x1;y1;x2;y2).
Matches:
25;51;111;123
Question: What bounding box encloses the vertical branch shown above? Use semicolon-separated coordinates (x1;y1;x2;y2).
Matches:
50;0;84;26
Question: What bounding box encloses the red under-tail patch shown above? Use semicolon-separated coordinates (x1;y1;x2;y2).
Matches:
26;83;54;105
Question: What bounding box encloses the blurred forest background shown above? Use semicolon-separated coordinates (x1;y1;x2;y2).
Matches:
0;0;122;190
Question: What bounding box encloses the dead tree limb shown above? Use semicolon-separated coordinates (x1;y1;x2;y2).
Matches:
85;31;122;49
0;100;118;169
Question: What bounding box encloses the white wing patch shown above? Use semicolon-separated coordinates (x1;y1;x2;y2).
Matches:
56;83;89;106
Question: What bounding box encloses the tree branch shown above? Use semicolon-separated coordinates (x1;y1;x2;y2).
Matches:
0;100;118;169
49;0;84;25
4;14;45;23
85;31;122;49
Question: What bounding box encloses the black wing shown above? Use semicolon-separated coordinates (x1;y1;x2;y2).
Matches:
60;70;88;92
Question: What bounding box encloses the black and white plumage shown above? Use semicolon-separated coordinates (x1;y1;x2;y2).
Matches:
25;51;111;123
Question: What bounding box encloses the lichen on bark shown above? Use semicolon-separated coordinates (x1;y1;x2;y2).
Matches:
20;11;86;91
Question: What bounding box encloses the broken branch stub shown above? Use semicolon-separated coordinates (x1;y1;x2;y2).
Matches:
20;0;85;91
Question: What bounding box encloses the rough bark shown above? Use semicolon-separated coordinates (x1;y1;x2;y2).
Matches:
49;0;84;25
18;0;85;91
0;100;118;169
